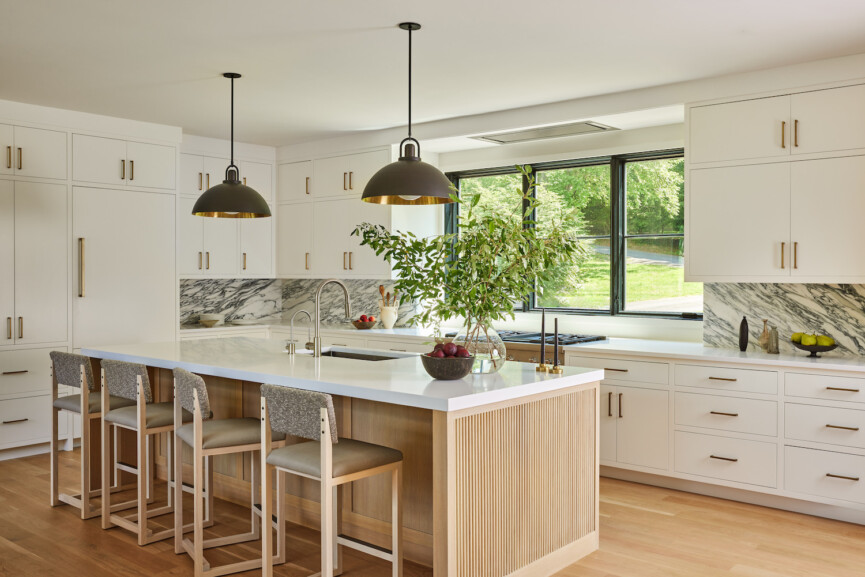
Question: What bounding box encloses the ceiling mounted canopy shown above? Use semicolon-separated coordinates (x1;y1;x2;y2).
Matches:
192;73;271;218
362;23;454;206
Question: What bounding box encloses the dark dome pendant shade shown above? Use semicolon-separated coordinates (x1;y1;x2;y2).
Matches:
192;73;271;218
362;23;454;206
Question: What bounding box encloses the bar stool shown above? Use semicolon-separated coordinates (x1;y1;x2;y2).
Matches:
100;359;194;545
173;368;286;577
49;351;136;519
259;384;404;577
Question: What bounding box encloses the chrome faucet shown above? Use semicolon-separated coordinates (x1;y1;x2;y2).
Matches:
313;279;352;357
286;309;313;354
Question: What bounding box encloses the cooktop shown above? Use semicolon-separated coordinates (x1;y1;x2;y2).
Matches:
445;330;606;346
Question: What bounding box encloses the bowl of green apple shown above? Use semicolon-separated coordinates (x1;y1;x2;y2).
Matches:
791;332;838;358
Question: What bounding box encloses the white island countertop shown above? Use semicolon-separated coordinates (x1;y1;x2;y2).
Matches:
83;337;603;412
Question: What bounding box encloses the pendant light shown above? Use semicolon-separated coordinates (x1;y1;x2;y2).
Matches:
362;23;454;206
192;73;271;218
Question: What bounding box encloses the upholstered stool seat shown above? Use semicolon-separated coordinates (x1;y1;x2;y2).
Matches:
105;402;192;429
266;438;402;479
177;418;285;450
54;394;136;414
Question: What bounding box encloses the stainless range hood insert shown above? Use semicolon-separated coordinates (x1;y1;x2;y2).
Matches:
471;121;619;145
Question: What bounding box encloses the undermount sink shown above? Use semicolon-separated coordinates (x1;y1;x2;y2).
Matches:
294;347;408;362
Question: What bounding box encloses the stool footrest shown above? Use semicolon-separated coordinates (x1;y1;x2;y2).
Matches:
336;533;395;562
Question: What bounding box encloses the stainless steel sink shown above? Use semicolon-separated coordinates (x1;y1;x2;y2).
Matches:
317;350;395;362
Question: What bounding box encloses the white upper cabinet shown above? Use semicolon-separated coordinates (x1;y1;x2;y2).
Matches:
349;199;392;277
277;160;312;202
310;198;391;278
348;149;388;194
240;218;272;276
72;134;175;190
313;149;390;198
689;95;790;164
202;156;229;191
0;124;67;179
687;163;790;280
0;124;11;176
240;160;272;203
790;84;865;156
179;153;205;196
177;197;205;275
202;218;239;276
277;202;313;276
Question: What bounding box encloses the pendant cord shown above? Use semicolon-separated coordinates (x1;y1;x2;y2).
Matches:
407;26;412;140
230;76;234;166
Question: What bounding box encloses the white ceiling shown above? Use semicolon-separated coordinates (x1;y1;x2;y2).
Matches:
3;0;865;147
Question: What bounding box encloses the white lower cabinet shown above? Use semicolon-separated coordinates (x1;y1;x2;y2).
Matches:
365;337;430;354
0;348;58;397
785;403;865;450
675;430;777;488
320;334;368;349
600;383;668;470
0;395;52;450
675;392;777;437
785;446;865;505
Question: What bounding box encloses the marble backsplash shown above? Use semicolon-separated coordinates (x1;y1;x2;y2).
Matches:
703;283;865;356
179;278;415;327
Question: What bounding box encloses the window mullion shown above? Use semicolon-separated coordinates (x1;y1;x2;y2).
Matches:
610;156;626;316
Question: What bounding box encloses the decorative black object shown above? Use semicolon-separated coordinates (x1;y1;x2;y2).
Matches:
421;354;474;380
791;341;839;358
361;23;453;206
192;73;271;218
539;309;546;365
739;316;749;352
553;318;560;367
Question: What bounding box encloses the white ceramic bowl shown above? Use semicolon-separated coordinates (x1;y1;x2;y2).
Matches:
199;313;225;326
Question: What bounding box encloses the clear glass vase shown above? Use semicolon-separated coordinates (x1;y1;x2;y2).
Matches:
452;320;507;374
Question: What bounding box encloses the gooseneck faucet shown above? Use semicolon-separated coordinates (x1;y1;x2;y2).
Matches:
286;309;313;354
313;279;352;357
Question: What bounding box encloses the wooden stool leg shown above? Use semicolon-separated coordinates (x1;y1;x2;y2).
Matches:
137;427;148;546
166;432;173;506
392;464;403;577
261;460;273;577
251;451;261;539
193;447;204;577
333;485;342;576
321;477;334;577
205;455;214;526
276;468;286;564
112;426;120;489
101;420;112;529
50;407;59;507
174;433;184;555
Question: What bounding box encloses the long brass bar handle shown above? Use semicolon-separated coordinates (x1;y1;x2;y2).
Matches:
5;146;10;169
2;418;28;425
243;252;247;271
343;172;347;191
781;121;786;149
2;370;28;376
206;252;210;270
199;172;203;191
78;238;85;297
710;411;739;417
198;251;202;270
781;241;785;269
305;177;310;195
349;252;353;270
305;252;310;270
710;455;738;463
794;119;799;147
17;147;21;170
349;171;353;190
605;367;629;373
121;159;125;180
827;386;860;393
709;376;738;382
607;391;612;417
343;252;347;270
129;159;134;181
794;242;798;270
5;317;10;340
206;173;210;189
618;393;623;418
826;473;860;482
18;317;22;339
826;424;860;431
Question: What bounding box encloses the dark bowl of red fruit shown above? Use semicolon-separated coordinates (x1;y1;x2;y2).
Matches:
420;343;474;380
352;315;376;330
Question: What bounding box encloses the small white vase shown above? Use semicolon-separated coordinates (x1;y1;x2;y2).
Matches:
379;305;398;329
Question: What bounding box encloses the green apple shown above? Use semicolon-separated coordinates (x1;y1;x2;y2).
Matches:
801;334;818;346
791;332;804;343
816;335;835;347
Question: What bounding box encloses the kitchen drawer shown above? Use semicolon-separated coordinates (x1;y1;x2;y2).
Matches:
320;335;367;349
219;330;268;339
785;446;865;505
675;430;777;487
675;364;777;395
0;348;59;397
785;403;865;449
567;356;668;385
785;373;865;404
366;338;429;354
0;395;51;449
675;392;777;437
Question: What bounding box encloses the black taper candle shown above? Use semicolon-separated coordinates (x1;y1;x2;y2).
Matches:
554;318;559;367
540;308;546;365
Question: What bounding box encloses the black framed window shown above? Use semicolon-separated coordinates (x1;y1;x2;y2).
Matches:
446;149;702;319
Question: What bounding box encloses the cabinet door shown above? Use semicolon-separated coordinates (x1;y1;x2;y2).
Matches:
791;84;865;156
0;181;13;343
126;141;175;190
179;153;205;196
73;187;175;348
202;218;238;276
348;149;389;194
689;96;790;164
791;156;865;278
600;384;618;463
312;199;349;276
72;134;127;185
203;156;229;191
14;126;67;180
616;386;668;470
278;160;312;202
349;199;391;276
688;164;790;279
240;218;272;276
240;161;272;203
177;197;205;275
0;124;12;176
314;155;350;198
14;182;67;344
277;203;313;276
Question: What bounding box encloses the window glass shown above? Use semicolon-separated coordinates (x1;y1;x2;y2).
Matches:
457;174;523;228
537;240;611;310
535;165;611;237
625;158;685;235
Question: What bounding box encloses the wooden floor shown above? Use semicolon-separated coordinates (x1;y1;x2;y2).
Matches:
1;449;864;577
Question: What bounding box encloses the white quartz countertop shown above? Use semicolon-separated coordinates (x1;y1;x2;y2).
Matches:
83;337;603;412
180;321;438;341
564;337;865;373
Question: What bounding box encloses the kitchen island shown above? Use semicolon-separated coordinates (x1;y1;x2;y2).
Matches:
83;337;602;577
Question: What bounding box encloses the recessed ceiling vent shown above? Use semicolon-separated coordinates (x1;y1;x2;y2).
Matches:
471;121;619;145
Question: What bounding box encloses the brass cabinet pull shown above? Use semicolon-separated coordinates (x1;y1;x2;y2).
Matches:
794;241;798;270
608;391;613;417
710;411;739;417
5;146;10;169
18;317;22;339
129;159;134;181
389;348;407;352
618;393;623;418
121;159;126;180
349;252;353;270
332;343;348;347
343;252;347;270
343;172;347;191
827;386;860;393
710;455;738;463
243;252;247;270
826;473;860;481
5;317;10;340
78;238;85;297
305;252;310;270
709;376;738;382
2;370;28;376
349;171;353;190
305;176;310;195
826;424;860;431
206;252;210;270
781;121;786;149
17;147;21;170
781;241;785;269
198;251;202;270
206;173;210;189
605;367;629;373
199;172;203;191
2;418;28;425
243;177;247;185
794;119;799;147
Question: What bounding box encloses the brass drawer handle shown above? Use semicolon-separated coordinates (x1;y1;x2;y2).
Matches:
709;376;737;382
17;147;21;170
129;159;134;181
343;252;347;270
5;146;10;169
349;252;353;270
18;317;22;339
794;241;798;270
389;348;406;352
305;252;310;270
206;252;210;270
331;343;347;347
607;391;613;417
826;424;860;432
826;386;860;393
305;176;310;194
794;119;799;147
781;121;786;149
206;173;210;189
781;241;785;269
2;418;28;425
243;252;247;270
2;370;29;376
243;177;247;185
710;455;738;463
826;473;860;482
343;172;347;191
618;393;623;418
198;251;202;270
5;317;10;340
121;159;125;180
78;238;85;297
710;411;739;417
605;367;628;373
199;172;203;190
349;171;353;190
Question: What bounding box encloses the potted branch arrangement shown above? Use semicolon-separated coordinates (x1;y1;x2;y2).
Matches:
353;165;587;374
